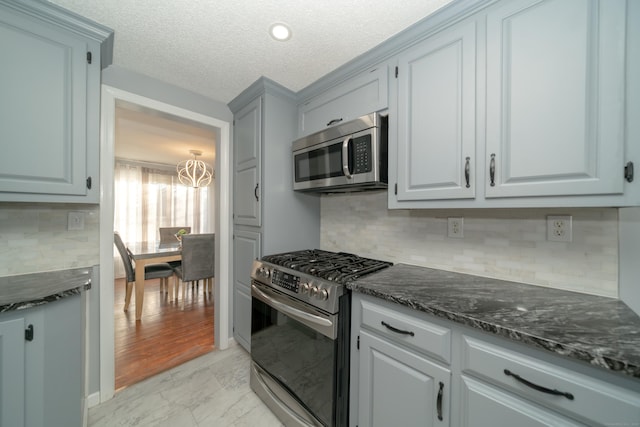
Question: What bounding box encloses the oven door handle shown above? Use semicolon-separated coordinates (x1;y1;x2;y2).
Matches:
251;283;337;339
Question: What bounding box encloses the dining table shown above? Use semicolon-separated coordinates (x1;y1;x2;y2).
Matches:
126;241;181;320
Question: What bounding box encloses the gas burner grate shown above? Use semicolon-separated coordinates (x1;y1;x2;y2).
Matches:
261;249;392;284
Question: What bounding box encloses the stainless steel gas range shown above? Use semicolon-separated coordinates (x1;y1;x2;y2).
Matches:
249;249;392;427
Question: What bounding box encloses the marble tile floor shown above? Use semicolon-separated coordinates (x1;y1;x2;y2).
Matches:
88;343;284;427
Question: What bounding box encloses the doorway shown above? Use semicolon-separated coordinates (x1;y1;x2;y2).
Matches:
112;101;217;390
98;85;232;403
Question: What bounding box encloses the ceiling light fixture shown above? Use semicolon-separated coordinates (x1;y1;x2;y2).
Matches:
177;150;213;188
269;23;292;41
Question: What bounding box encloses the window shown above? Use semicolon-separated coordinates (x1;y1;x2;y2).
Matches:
113;160;211;277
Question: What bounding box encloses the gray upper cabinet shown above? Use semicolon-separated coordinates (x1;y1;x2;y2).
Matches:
389;0;637;208
0;0;113;203
233;97;262;227
297;63;389;137
396;18;477;202
484;0;627;199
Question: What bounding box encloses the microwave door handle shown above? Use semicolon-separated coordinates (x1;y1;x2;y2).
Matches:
342;137;352;179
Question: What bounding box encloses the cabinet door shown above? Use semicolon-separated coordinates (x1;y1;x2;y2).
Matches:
359;330;451;427
233;229;261;351
460;375;583;427
396;19;477;201
298;64;388;137
0;7;90;198
485;0;626;198
0;318;25;427
234;97;262;227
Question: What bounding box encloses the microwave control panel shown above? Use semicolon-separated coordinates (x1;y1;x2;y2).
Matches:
353;137;372;173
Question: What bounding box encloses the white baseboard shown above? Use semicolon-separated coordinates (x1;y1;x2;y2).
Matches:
87;391;101;408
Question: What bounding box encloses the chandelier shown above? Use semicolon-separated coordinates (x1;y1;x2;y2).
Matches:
177;150;213;188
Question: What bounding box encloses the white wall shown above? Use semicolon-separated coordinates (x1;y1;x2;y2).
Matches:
321;192;619;297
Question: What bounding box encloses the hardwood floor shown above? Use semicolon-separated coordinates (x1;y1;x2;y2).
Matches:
114;277;215;391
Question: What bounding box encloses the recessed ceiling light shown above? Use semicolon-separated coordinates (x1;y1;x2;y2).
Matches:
269;23;292;41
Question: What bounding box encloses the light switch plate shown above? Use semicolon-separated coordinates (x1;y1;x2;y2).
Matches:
68;211;85;231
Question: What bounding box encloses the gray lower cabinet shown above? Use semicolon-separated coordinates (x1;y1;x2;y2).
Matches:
352;295;452;427
358;330;451;427
0;0;112;203
232;229;261;350
352;294;640;427
0;317;26;426
0;294;84;427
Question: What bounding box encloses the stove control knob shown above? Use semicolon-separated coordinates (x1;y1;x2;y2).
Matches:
310;286;318;297
300;283;310;294
317;288;329;301
258;267;269;278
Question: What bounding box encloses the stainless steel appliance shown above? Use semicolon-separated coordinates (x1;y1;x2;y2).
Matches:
250;249;392;426
292;113;388;192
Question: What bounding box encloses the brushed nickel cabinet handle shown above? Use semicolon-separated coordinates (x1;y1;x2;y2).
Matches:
464;157;470;188
489;153;496;187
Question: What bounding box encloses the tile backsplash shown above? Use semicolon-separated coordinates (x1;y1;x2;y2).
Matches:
321;192;619;297
0;203;100;276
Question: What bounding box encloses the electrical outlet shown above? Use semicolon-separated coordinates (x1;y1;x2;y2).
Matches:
68;211;85;231
447;217;464;238
546;215;572;242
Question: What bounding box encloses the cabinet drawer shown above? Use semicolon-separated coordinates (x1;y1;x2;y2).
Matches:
298;64;388;137
461;336;640;426
359;299;451;364
460;375;583;427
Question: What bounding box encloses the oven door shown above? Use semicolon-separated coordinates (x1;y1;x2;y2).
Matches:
251;281;338;426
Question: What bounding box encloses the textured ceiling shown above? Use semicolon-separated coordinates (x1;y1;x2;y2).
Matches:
48;0;454;167
49;0;454;104
114;101;217;166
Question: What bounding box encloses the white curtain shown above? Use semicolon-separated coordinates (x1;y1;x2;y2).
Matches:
113;160;211;278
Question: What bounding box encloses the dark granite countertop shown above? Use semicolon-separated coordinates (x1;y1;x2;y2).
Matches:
347;263;640;380
0;267;92;312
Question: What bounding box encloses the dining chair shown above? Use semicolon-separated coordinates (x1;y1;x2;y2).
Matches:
113;232;176;311
159;226;192;244
172;233;215;309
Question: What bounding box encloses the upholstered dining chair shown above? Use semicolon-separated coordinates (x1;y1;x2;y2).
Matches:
159;226;191;244
172;233;215;309
114;232;176;311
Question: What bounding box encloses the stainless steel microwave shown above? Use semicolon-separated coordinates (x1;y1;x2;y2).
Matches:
292;113;388;192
